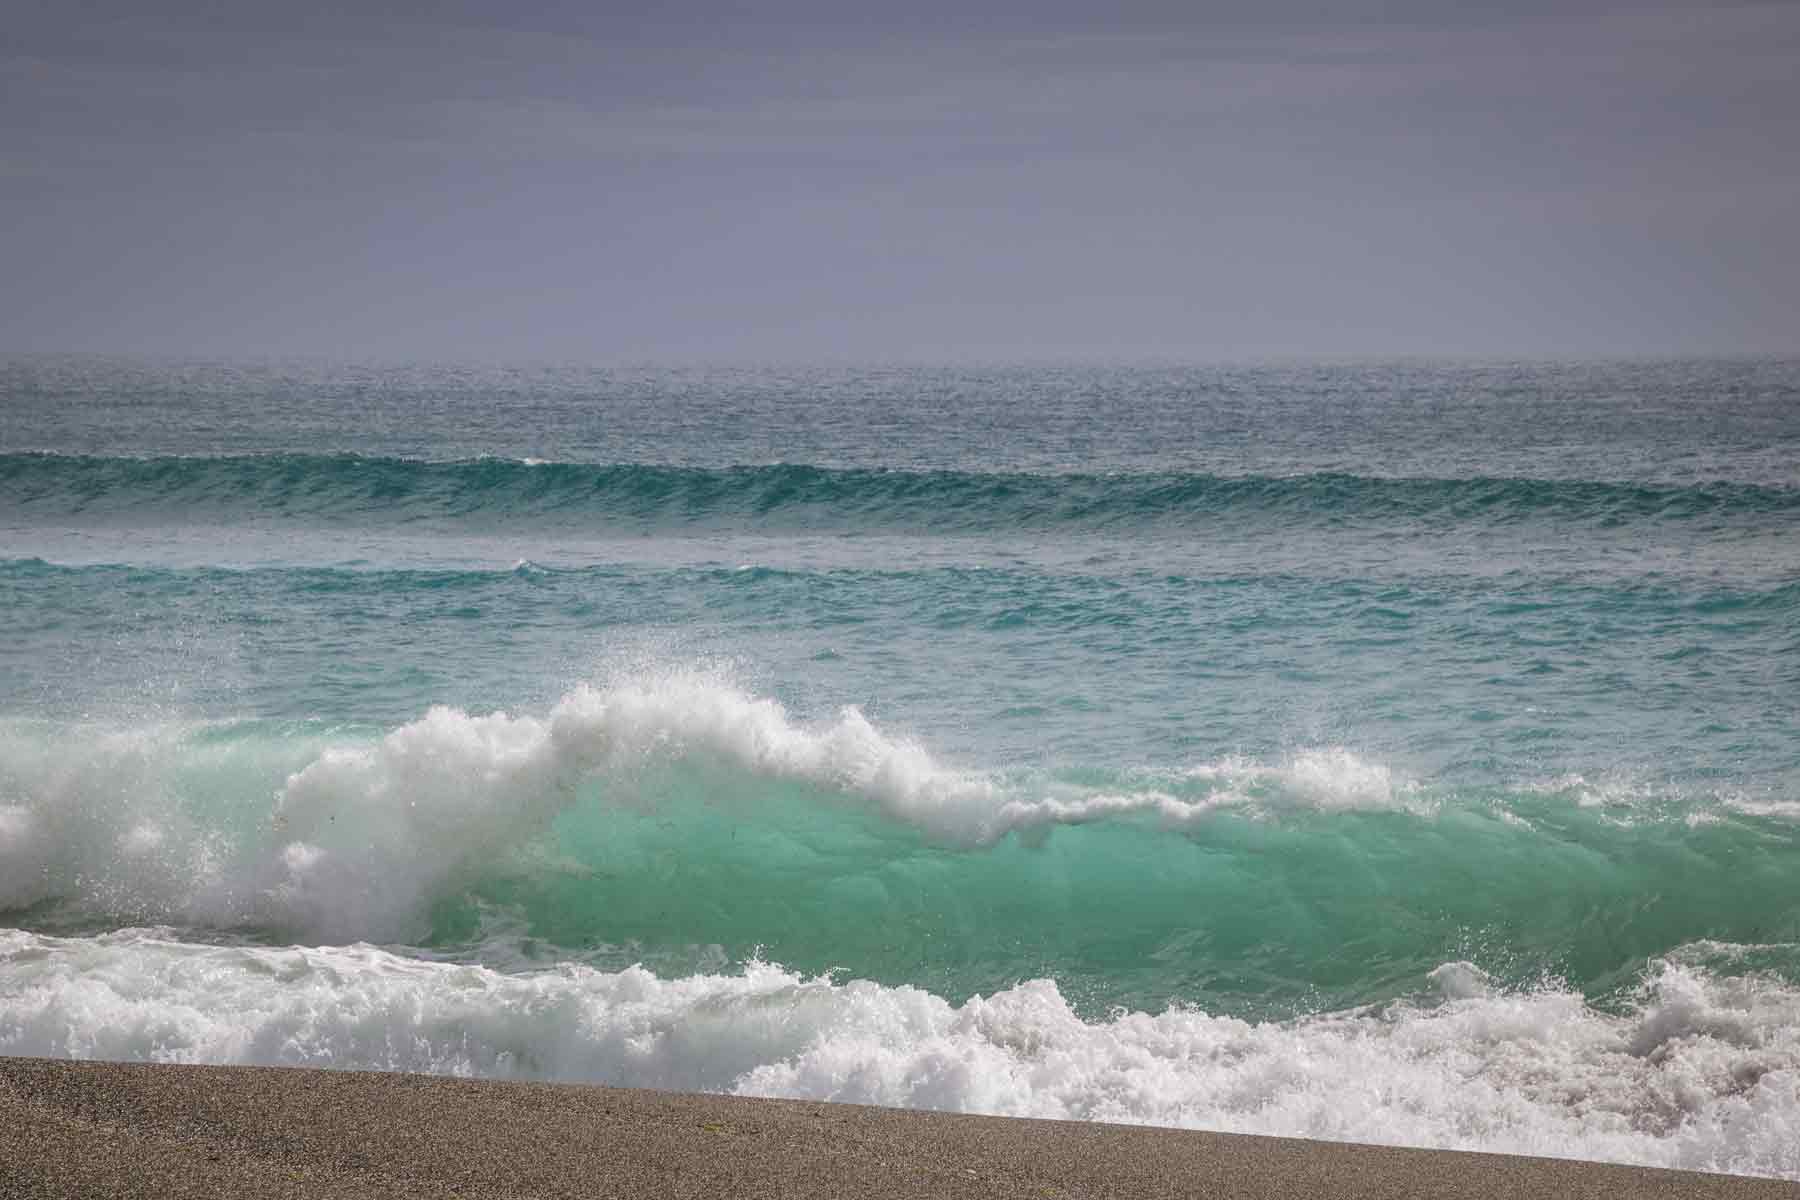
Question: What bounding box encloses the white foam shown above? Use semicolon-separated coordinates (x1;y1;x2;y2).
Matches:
1524;771;1800;825
1524;770;1659;811
1;929;1795;1180
0;720;286;916
982;748;1428;838
1182;747;1427;814
1721;797;1800;822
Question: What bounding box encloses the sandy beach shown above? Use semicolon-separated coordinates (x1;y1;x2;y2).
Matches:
1;1057;1792;1199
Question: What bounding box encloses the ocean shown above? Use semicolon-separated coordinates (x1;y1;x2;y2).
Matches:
2;356;1797;1178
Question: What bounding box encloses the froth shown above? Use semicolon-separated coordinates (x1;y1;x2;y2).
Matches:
0;720;279;916
1524;771;1800;825
2;930;1796;1180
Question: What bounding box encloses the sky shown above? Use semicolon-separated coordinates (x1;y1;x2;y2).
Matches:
3;0;1797;362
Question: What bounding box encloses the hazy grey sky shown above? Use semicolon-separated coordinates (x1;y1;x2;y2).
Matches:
4;0;1796;360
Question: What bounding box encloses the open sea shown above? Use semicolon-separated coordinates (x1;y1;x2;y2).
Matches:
2;355;1798;1178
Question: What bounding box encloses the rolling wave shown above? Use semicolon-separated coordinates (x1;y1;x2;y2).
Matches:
3;669;1796;1013
5;452;1796;530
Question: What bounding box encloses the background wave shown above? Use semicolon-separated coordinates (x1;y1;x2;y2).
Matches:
7;453;1798;531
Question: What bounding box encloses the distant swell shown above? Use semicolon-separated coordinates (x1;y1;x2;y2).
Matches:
5;452;1796;530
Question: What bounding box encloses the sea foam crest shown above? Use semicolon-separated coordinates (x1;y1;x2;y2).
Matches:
2;929;1796;1180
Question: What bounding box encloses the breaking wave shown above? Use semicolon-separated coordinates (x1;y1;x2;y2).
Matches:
3;669;1797;1014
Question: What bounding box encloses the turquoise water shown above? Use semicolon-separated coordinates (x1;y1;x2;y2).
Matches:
2;357;1798;1175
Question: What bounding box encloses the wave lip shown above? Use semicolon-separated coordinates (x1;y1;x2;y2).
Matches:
6;452;1797;530
2;929;1798;1180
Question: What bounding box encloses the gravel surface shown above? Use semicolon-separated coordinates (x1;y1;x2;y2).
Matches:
2;1057;1794;1199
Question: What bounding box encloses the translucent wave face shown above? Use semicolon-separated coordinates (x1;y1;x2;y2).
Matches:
3;929;1797;1181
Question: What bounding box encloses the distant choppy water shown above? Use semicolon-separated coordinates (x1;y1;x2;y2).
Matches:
3;356;1798;1177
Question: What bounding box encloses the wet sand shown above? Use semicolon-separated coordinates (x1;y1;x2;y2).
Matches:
2;1057;1793;1199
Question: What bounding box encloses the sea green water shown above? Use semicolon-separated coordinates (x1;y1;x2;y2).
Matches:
2;357;1798;1175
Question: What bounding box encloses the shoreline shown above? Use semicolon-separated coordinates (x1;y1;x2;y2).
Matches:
3;1057;1793;1199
